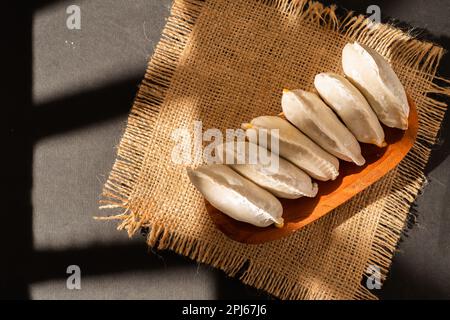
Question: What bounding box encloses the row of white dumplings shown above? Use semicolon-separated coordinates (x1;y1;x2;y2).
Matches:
188;42;410;228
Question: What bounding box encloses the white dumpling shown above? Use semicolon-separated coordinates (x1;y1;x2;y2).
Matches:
217;141;318;199
342;42;409;130
282;89;365;166
243;116;339;181
314;72;385;147
187;164;284;227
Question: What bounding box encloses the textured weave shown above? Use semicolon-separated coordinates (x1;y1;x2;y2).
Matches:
99;0;450;299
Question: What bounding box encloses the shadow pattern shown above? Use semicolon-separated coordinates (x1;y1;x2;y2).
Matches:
2;0;449;300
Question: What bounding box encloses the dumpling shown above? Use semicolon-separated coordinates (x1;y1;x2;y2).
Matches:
217;141;318;199
314;72;386;147
242;116;339;181
187;164;284;228
342;42;409;130
282;89;366;166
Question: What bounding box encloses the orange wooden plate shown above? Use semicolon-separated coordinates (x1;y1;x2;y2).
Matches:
206;95;419;244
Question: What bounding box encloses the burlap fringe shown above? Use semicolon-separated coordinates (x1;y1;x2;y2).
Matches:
99;0;450;300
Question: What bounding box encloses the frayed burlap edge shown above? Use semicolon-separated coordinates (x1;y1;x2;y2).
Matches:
97;0;450;300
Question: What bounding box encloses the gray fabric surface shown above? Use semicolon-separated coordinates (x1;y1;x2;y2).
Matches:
29;0;450;299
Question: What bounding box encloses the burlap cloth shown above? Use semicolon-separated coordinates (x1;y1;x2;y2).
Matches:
99;0;450;299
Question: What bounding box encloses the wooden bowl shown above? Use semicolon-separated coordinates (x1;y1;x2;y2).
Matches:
206;95;419;244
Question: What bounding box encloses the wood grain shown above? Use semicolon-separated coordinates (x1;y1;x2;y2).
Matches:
206;95;419;244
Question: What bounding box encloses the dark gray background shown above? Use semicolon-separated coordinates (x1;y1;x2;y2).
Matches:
3;0;450;299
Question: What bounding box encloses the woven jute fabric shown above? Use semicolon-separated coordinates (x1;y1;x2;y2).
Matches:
99;0;450;299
